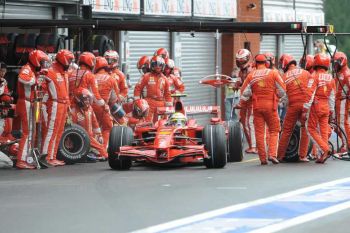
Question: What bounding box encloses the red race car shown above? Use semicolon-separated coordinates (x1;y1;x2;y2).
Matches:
108;94;234;170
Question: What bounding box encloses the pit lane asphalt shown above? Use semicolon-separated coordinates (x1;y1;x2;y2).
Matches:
1;154;350;233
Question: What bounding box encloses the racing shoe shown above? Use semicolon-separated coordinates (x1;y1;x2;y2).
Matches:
260;160;268;165
245;147;258;154
268;156;279;164
46;159;62;166
277;156;286;163
86;153;97;163
97;156;107;162
52;159;65;166
299;157;310;162
16;161;36;169
316;152;331;164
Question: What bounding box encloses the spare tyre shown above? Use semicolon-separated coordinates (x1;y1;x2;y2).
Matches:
227;121;243;162
15;33;38;65
57;123;90;164
285;125;300;162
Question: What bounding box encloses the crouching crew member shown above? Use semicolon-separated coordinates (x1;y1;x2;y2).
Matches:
71;88;108;160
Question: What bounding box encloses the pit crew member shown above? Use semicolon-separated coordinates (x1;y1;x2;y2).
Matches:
304;54;336;163
240;54;286;165
277;54;313;162
134;56;172;123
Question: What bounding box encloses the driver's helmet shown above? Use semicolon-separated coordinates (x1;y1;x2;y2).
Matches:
169;112;187;127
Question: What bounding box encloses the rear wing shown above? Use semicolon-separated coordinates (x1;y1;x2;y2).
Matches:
157;105;221;117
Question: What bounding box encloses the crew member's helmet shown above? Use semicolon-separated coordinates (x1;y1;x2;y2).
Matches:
279;54;297;72
299;55;314;71
235;49;251;69
75;88;93;110
78;52;96;70
264;52;275;68
137;55;151;74
28;50;51;71
103;50;119;68
95;56;109;73
154;48;169;59
313;53;330;70
132;99;149;119
333;51;348;72
164;58;175;76
56;49;74;71
150;55;165;74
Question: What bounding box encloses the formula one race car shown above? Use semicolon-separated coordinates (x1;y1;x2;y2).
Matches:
107;93;242;170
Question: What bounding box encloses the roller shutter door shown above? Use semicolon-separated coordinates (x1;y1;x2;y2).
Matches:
180;32;216;124
128;31;171;91
283;35;305;63
260;35;277;55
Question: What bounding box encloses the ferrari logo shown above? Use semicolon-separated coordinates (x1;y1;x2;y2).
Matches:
258;80;265;87
149;76;155;84
324;86;327;92
294;79;301;85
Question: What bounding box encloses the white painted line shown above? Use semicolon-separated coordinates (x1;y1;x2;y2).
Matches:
133;177;350;233
216;187;247;190
250;200;350;233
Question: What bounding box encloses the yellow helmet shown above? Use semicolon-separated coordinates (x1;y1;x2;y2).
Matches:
169;112;187;127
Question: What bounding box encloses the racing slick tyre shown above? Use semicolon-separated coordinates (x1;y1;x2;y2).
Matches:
227;121;243;162
36;33;65;53
108;126;134;170
203;124;227;168
57;124;90;164
284;125;301;162
15;33;38;65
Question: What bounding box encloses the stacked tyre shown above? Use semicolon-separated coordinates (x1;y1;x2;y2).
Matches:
36;33;65;54
14;33;38;65
0;33;17;65
74;34;115;56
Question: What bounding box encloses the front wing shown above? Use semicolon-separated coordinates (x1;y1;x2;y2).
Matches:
117;145;208;163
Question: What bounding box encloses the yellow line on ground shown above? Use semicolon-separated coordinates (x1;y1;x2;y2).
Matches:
241;158;259;163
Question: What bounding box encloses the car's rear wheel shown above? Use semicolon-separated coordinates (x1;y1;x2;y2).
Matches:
227;121;243;162
203;124;227;168
108;126;134;170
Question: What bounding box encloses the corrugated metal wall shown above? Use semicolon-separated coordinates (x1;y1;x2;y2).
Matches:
128;31;171;91
1;2;53;19
180;32;216;124
260;35;277;55
283;35;305;63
